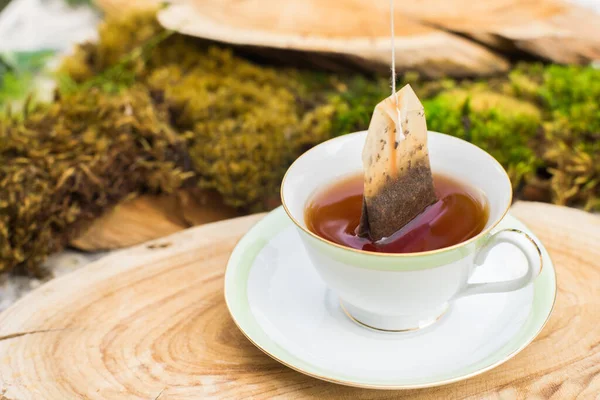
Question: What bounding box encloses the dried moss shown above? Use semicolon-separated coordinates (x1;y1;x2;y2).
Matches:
508;64;600;210
539;66;600;209
0;87;191;274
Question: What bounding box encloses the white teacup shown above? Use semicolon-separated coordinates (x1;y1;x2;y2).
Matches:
281;131;542;332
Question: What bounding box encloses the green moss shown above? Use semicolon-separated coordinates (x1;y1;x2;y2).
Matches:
328;76;389;136
497;63;600;209
149;57;334;210
59;11;164;83
424;88;542;188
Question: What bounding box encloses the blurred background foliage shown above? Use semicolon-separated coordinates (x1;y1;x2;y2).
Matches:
58;12;600;211
0;7;599;274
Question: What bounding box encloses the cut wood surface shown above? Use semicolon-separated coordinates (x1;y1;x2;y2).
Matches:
70;189;240;251
1;202;599;399
402;0;600;64
158;0;510;77
155;0;600;77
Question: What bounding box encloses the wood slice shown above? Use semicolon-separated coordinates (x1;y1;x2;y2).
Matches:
93;0;162;15
401;0;600;64
158;0;510;78
1;202;599;399
70;194;188;251
70;189;240;251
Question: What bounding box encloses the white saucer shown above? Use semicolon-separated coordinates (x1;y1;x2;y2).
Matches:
224;207;556;389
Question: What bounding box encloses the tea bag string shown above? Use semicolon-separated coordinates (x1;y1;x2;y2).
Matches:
390;0;405;141
390;0;397;97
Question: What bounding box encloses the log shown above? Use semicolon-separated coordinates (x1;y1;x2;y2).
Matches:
70;189;240;251
403;0;600;64
1;202;599;399
158;0;510;78
157;0;600;77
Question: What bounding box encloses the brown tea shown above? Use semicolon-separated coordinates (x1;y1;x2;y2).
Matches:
305;173;489;253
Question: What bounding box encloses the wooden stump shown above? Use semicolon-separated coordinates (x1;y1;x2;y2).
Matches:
158;0;510;78
1;202;599;399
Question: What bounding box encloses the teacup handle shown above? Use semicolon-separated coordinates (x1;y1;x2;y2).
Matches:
458;229;543;298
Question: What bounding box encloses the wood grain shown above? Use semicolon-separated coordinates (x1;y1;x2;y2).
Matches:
158;0;510;78
1;202;599;399
402;0;600;65
157;0;600;77
70;189;240;251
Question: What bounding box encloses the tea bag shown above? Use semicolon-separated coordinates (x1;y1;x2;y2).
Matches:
358;84;438;242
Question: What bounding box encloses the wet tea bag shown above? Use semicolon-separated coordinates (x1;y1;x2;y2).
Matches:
358;84;438;242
